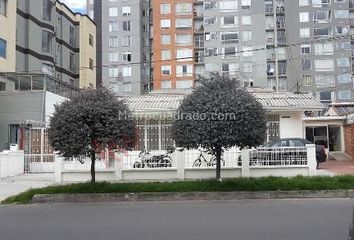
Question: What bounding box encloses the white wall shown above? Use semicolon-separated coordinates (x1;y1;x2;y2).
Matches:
279;112;304;138
0;151;24;178
45;91;68;124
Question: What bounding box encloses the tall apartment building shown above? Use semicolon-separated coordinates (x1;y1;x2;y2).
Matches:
12;0;96;89
147;0;354;103
87;0;151;95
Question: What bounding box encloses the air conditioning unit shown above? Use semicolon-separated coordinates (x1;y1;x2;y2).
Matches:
10;144;19;151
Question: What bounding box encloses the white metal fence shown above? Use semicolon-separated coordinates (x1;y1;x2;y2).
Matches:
0;151;24;179
249;147;308;166
55;145;317;182
24;154;55;173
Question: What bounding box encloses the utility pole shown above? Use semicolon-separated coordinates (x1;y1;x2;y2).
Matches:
273;0;279;92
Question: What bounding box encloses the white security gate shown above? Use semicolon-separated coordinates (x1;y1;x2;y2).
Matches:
23;127;55;173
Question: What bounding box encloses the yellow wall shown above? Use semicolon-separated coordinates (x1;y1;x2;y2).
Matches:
77;15;96;89
0;0;16;72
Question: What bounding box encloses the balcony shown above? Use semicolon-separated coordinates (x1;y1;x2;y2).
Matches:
0;73;79;98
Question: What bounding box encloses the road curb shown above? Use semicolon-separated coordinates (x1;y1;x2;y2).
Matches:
32;189;354;203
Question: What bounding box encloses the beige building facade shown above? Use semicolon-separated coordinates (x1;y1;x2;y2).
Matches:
0;0;16;74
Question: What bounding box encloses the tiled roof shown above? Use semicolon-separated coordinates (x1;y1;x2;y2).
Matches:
120;90;324;113
325;103;354;116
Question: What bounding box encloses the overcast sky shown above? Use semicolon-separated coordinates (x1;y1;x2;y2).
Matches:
61;0;86;13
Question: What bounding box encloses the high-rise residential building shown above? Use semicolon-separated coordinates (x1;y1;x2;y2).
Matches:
146;0;354;103
12;0;96;89
87;0;151;95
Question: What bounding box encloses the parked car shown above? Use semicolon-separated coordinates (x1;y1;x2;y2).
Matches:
263;138;327;163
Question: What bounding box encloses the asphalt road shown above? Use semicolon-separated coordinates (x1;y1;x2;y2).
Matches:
0;199;353;240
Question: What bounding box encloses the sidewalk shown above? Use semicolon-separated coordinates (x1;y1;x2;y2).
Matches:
321;160;354;175
0;174;55;202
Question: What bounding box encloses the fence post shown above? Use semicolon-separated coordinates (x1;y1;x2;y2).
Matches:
175;150;185;180
241;149;250;177
114;152;124;181
306;144;316;176
54;154;62;182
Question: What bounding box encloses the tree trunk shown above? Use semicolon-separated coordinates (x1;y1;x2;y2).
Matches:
90;150;96;184
215;147;222;182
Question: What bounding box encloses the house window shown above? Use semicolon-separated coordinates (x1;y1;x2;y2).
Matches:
42;31;53;53
123;21;131;31
0;0;7;16
89;34;94;46
89;58;94;70
0;38;6;58
43;0;53;21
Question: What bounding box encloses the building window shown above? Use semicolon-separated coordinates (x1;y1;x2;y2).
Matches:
221;32;239;44
338;90;352;100
219;1;238;11
69;26;75;46
241;0;251;9
123;21;131;31
122;66;131;77
299;12;309;22
89;58;94;70
109;7;118;17
176;80;193;89
89;34;94;46
43;0;53;21
337;74;352;84
314;43;333;55
241;16;251;25
109;21;118;32
301;44;311;54
161;50;171;60
302;74;312;86
0;0;7;16
0;38;6;58
161;34;171;45
42;64;54;76
123;82;132;92
175;18;192;29
109;51;119;62
314;59;334;72
70;53;75;71
122;36;132;46
122;52;132;62
175;2;192;15
161;65;171;75
109;37;118;47
302;59;312;71
176;48;193;61
299;0;309;6
299;28;310;38
122;6;131;16
335;10;349;18
161;19;171;29
176;64;193;77
242;31;252;41
160;4;171;14
161;80;171;89
221;15;238;26
42;31;53;53
337;57;350;67
176;34;193;46
109;66;119;77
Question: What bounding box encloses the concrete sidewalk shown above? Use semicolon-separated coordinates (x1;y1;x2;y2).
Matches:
0;174;55;202
321;160;354;175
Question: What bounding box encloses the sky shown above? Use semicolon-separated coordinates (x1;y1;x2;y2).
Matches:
61;0;86;14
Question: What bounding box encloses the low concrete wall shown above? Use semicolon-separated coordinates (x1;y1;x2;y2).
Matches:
0;151;24;178
249;167;309;178
61;170;115;182
122;169;178;181
184;168;242;180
